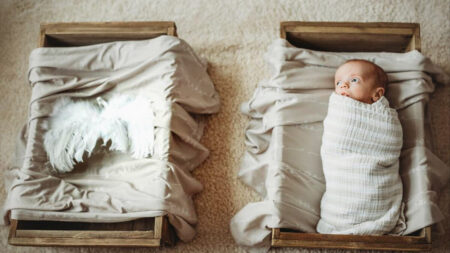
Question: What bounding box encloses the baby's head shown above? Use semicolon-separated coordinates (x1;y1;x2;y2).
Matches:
334;59;388;104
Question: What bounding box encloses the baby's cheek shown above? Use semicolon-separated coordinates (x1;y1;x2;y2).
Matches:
357;94;373;103
352;89;372;103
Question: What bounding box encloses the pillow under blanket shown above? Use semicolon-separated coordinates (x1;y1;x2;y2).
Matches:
317;92;406;235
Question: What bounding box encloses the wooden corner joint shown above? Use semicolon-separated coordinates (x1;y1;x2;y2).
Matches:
8;219;18;242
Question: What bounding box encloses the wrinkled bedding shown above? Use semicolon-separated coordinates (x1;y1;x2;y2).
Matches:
230;39;450;249
2;36;220;242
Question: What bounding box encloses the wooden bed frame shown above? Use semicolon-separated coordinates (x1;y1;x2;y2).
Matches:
8;21;177;248
271;21;431;252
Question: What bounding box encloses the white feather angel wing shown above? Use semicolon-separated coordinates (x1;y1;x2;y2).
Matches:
43;98;101;173
96;97;129;153
104;95;155;159
43;95;155;173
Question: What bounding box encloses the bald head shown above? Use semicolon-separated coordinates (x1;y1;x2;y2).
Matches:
334;59;388;104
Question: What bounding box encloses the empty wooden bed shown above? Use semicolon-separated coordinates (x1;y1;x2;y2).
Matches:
8;21;178;248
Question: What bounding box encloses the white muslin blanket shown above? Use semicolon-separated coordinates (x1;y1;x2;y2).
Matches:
2;36;220;242
317;93;405;235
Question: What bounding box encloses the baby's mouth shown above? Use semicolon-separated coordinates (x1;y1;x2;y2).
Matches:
340;92;350;97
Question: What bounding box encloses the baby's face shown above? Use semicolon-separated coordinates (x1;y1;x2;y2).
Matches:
334;61;382;104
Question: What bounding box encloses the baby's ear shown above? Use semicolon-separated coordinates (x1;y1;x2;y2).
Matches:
372;87;385;102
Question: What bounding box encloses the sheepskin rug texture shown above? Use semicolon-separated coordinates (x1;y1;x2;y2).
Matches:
0;0;448;252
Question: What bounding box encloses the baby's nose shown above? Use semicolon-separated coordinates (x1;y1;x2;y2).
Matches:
341;81;349;88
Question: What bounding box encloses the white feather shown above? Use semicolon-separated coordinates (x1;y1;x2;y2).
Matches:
43;95;155;173
44;97;101;173
104;95;155;159
96;97;129;153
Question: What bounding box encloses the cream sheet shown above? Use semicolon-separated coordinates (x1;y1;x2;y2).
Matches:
2;36;220;242
230;39;450;249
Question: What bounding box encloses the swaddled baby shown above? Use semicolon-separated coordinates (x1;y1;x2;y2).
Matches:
316;59;406;235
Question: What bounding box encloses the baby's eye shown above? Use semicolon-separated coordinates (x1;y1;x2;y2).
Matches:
351;78;359;83
336;81;342;86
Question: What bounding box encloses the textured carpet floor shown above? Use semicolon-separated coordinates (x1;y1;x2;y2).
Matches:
0;0;449;252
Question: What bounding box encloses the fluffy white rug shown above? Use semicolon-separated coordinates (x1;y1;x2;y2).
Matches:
0;0;448;252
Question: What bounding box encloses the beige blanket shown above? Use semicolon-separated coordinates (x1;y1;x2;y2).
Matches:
230;39;450;249
2;36;220;242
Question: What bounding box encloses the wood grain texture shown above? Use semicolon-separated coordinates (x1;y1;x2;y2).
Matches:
9;237;162;247
9;218;164;247
154;215;163;239
272;21;429;252
39;21;177;47
271;238;431;251
272;227;432;251
161;214;177;246
281;21;420;52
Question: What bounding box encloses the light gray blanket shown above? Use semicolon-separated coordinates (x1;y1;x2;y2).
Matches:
230;39;450;250
2;36;220;242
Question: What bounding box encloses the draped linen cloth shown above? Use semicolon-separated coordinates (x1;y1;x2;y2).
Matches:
2;36;220;242
230;39;450;250
317;93;405;235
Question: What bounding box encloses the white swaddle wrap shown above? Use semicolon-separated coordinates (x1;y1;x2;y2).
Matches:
317;92;406;235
